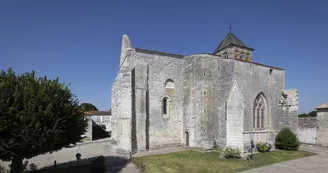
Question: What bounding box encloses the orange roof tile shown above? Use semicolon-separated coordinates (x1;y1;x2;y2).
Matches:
316;102;328;109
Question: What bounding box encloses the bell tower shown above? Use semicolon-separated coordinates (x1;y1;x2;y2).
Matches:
213;26;254;61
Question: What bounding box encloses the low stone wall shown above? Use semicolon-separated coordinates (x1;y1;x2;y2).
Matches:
298;117;317;145
317;109;328;147
298;117;317;128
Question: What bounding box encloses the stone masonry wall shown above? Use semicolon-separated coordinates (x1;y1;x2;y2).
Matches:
111;70;133;152
298;117;317;144
134;65;148;152
81;117;93;141
183;54;235;149
132;49;184;150
317;109;328;147
226;81;244;150
298;117;316;128
215;45;253;61
112;35;184;152
233;60;286;148
111;36;135;152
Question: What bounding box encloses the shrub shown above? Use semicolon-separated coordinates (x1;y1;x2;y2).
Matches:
223;147;241;159
256;142;272;153
275;127;300;151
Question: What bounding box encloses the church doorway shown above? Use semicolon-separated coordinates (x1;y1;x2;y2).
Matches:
185;131;189;147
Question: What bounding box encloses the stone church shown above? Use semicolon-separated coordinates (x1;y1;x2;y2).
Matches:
111;31;298;154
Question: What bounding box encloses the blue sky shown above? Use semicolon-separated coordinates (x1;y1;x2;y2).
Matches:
1;0;327;114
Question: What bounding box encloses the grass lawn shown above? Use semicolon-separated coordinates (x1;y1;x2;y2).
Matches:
133;150;313;173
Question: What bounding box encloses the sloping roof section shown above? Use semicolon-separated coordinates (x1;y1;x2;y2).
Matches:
135;48;184;58
317;102;328;109
83;110;111;116
213;32;254;54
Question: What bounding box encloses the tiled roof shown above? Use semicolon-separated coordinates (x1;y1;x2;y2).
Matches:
317;102;328;109
213;32;254;54
83;110;111;116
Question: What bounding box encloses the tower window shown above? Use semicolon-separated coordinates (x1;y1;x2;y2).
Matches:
161;96;171;118
162;97;167;115
223;52;228;59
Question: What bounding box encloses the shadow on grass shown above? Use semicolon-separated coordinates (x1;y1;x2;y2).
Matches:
31;155;130;173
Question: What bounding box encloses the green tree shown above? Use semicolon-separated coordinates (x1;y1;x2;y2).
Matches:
298;111;317;118
308;111;317;117
79;103;98;112
298;113;309;118
0;69;87;173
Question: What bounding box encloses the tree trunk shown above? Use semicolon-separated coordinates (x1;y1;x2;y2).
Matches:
10;156;23;173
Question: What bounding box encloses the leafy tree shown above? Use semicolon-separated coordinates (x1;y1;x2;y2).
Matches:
298;110;317;118
309;111;317;117
0;69;87;173
275;127;300;151
79;103;98;112
298;113;309;118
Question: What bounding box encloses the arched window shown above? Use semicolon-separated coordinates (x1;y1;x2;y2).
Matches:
253;93;267;130
235;54;239;59
162;97;168;114
161;96;171;118
165;79;174;88
223;52;228;59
